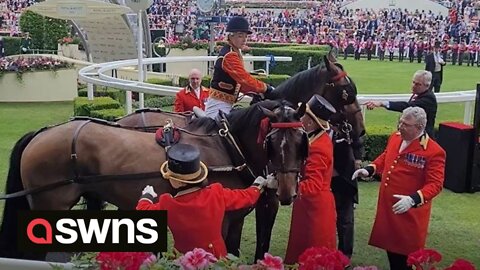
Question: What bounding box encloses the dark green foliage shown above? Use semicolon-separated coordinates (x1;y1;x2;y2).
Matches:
89;108;126;121
3;37;22;56
141;96;176;108
19;11;69;50
73;97;121;116
146;78;174;86
251;47;328;75
77;87;125;105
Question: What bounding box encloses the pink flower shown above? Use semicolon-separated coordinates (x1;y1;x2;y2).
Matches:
353;266;379;270
178;248;217;270
257;253;284;270
96;252;152;270
142;254;157;267
407;249;442;270
444;259;476;270
298;247;350;270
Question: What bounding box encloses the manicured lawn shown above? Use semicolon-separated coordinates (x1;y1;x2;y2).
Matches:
0;58;479;267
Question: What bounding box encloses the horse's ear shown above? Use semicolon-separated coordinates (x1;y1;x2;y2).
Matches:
324;55;331;72
327;49;337;63
259;106;276;119
295;102;306;119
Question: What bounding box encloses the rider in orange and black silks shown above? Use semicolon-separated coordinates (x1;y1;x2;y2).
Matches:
205;16;274;119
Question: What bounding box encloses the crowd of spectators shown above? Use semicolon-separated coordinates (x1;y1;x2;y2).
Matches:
1;0;480;62
0;0;36;36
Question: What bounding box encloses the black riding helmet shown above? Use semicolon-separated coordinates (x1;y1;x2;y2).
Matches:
226;16;252;34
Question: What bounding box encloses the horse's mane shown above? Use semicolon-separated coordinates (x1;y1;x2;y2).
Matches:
187;100;284;133
273;62;326;98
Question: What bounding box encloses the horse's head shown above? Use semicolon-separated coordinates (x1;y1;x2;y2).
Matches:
258;101;308;205
321;52;358;109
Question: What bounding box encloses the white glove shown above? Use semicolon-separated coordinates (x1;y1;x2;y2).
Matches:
392;194;415;214
266;174;278;189
142;185;158;198
253;176;268;188
351;168;369;180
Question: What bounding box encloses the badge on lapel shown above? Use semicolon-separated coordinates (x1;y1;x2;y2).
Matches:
405;153;426;169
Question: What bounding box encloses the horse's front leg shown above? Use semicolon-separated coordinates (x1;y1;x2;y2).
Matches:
222;209;252;257
254;188;279;261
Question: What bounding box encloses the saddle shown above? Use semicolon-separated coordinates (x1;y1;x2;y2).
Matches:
155;121;181;148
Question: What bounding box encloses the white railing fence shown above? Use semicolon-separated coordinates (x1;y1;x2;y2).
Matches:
78;56;477;124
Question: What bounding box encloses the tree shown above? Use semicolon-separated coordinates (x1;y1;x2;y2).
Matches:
19;10;69;51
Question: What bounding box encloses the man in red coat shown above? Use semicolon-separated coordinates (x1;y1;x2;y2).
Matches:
285;95;337;264
353;107;445;270
136;143;275;258
174;68;209;112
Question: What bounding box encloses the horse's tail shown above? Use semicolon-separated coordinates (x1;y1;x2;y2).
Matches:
0;132;36;259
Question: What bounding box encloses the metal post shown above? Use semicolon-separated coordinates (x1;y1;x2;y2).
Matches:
130;10;145;114
464;101;473;124
87;54;94;100
307;56;312;69
209;22;215;76
266;60;270;75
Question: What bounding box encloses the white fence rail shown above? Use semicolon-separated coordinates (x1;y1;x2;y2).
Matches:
0;257;73;270
78;56;477;124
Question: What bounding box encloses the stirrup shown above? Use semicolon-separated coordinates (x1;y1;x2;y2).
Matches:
192;106;206;118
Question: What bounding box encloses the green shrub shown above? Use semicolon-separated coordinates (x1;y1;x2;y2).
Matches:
3;37;22;56
254;74;291;87
89;108;126;121
78;87;125;104
146;78;174;86
19;10;69;51
251;47;328;75
140;96;176;108
216;41;301;48
73;97;121;116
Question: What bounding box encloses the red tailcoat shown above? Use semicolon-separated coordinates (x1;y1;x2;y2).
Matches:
174;86;210;112
368;133;445;255
136;183;261;258
285;132;336;264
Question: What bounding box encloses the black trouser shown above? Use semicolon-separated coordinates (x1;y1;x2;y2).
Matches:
417;50;423;63
452;52;458;65
354;51;361;60
468;53;475;66
399;50;404;61
387;251;412;270
379;50;385;61
431;71;442;93
333;188;355;258
389;52;394;61
459;52;464;65
366;49;372;60
442;52;448;63
408;50;414;62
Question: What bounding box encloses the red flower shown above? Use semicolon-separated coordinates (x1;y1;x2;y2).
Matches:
257;253;284;270
96;252;152;270
298;247;350;270
407;249;443;270
444;259;476;270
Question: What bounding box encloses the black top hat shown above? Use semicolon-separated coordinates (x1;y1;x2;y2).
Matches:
160;144;208;184
306;95;336;127
226;16;252;34
434;41;441;48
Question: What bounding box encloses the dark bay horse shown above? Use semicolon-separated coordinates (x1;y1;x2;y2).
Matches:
0;100;308;260
115;55;365;259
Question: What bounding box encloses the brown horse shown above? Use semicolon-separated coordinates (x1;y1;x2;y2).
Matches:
0;100;308;260
115;56;365;260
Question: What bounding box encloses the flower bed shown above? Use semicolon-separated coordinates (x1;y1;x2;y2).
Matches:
67;247;476;270
0;57;76;102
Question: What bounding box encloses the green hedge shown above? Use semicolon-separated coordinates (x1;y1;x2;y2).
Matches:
139;96;176;108
146;78;174;86
3;37;22;56
216;41;301;48
89;108;126;121
78;87;125;104
251;47;328;75
73;97;121;116
19;10;69;50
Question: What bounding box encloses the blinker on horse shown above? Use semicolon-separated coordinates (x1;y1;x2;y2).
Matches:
0;100;307;260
